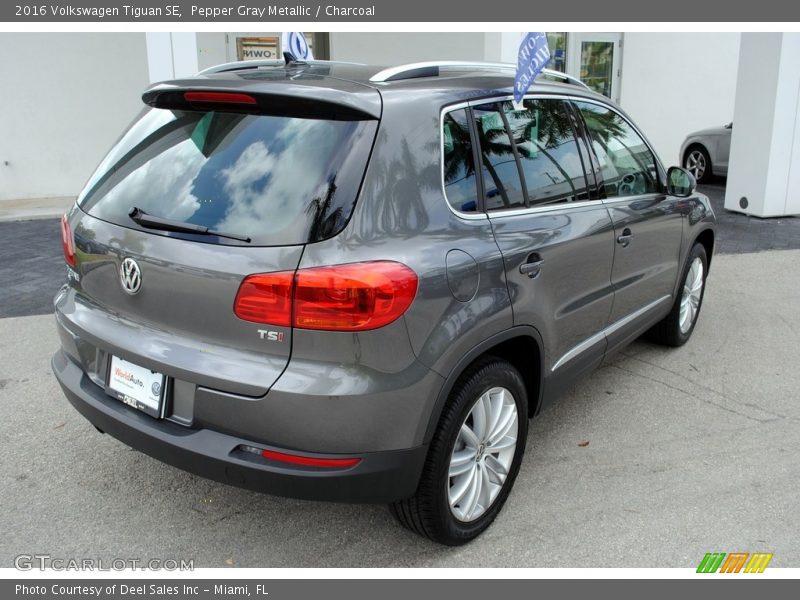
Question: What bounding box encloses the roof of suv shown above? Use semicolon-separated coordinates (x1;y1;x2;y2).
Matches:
144;60;608;120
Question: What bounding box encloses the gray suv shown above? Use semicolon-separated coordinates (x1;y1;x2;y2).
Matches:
53;60;715;545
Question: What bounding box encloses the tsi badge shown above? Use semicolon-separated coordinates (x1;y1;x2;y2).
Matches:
258;329;285;343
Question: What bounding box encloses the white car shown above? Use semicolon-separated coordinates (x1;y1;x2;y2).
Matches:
680;123;732;183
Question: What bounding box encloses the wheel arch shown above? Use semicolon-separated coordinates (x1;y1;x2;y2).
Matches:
694;227;715;271
421;327;544;445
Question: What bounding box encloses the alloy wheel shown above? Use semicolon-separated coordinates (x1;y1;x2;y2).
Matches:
679;257;704;334
686;150;706;180
447;386;519;522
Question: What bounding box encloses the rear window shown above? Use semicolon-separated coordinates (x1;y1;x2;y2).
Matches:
78;108;377;246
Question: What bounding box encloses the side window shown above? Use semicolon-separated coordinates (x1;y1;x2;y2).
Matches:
574;101;659;198
501;99;590;205
472;104;526;211
443;109;479;213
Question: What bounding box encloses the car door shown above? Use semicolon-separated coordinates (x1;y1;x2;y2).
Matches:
573;100;684;351
474;97;616;381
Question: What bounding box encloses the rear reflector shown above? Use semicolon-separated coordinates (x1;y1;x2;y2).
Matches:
234;261;418;332
240;445;361;469
60;213;76;267
183;91;257;105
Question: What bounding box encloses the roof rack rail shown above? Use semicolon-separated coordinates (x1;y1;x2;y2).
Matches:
368;61;590;90
198;59;365;76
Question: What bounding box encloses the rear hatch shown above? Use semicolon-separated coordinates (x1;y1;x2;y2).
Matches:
64;71;381;396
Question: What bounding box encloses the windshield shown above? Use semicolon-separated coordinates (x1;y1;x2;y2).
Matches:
78;108;377;246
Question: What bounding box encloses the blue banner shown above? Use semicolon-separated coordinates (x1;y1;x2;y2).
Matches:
514;32;551;103
281;32;314;61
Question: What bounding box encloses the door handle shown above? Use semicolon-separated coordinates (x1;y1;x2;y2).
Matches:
519;255;545;279
617;228;634;248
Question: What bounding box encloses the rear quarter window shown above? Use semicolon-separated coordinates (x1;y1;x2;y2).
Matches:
78;108;377;246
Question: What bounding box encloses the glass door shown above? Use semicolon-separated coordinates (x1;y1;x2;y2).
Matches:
566;33;622;103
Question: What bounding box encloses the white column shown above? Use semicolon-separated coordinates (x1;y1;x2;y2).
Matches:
725;33;800;217
145;32;200;83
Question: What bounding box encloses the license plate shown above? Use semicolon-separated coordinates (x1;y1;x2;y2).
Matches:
107;356;165;419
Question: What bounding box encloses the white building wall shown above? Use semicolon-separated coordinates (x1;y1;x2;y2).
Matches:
330;32;487;64
618;33;740;166
0;33;149;201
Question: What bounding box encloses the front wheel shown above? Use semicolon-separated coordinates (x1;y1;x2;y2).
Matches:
390;357;528;545
647;243;708;346
684;146;712;183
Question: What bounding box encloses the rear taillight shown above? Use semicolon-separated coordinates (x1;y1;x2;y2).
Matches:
234;261;418;332
60;213;76;267
233;272;293;326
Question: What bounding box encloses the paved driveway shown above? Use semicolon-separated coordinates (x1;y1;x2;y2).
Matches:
1;249;798;567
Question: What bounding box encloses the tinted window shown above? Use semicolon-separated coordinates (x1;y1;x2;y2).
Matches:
574;101;659;198
443;109;479;213
501;99;589;205
78;108;377;246
472;104;525;211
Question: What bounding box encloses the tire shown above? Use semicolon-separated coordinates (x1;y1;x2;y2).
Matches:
390;357;528;545
647;243;708;347
684;146;712;183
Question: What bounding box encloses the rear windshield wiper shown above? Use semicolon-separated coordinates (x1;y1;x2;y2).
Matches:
128;207;251;243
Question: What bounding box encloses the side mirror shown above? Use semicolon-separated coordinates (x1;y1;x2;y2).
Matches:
667;166;696;197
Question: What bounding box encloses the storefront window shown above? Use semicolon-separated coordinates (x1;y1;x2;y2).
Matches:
546;33;567;72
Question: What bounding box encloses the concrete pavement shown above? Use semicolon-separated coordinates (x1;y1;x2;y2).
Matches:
1;249;798;567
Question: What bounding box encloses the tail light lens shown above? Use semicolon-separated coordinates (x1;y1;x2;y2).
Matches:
60;213;76;267
233;272;293;326
234;261;418;332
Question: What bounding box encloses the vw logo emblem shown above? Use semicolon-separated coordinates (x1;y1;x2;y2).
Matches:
119;257;142;295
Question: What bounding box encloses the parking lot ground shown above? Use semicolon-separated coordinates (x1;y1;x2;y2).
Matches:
1;249;798;568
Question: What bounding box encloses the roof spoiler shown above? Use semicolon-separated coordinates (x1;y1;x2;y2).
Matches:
197;59;366;76
142;84;381;121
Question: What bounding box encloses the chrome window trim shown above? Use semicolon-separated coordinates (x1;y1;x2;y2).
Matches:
551;294;671;372
440;94;598;221
487;200;603;219
439;101;488;221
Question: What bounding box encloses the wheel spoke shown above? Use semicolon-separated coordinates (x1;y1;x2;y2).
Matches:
488;406;517;446
449;464;477;507
487;435;516;453
461;464;483;520
485;389;504;441
459;423;480;450
484;454;508;482
449;448;476;477
471;394;489;441
477;464;493;513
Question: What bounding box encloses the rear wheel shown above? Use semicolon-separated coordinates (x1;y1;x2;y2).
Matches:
390;357;528;545
647;243;708;346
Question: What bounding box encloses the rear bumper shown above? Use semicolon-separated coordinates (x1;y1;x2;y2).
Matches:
52;350;427;503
